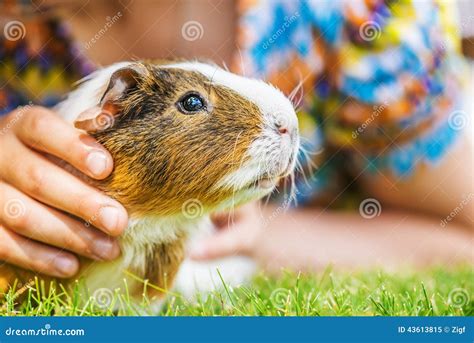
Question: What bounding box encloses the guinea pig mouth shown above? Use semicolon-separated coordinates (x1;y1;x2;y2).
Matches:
243;146;299;192
248;156;297;191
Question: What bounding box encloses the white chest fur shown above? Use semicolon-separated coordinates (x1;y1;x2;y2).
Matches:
78;215;209;296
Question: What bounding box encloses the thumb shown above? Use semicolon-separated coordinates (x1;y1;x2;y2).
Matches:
189;228;247;261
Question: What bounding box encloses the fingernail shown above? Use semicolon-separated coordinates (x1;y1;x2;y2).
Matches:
99;206;120;234
92;239;120;260
86;150;108;177
54;256;77;276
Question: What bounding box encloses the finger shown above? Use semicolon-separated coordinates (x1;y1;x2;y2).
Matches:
0;182;120;261
190;228;246;260
15;106;113;179
1;138;128;236
0;226;79;278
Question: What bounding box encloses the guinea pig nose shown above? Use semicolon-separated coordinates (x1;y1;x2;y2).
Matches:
275;121;289;135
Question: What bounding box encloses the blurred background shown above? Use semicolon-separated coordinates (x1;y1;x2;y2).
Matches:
54;0;474;65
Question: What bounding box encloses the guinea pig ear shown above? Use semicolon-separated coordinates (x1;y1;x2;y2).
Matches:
74;64;146;133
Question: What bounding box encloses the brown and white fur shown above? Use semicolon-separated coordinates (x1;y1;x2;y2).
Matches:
2;60;299;309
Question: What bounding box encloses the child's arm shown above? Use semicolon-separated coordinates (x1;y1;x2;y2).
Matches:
191;202;472;273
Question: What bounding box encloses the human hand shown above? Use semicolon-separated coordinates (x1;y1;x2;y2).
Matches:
0;106;128;278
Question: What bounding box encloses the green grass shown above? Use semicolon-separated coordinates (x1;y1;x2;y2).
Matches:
1;265;472;316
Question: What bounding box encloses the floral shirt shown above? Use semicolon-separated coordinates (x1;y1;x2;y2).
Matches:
234;0;469;205
0;1;94;114
1;0;469;207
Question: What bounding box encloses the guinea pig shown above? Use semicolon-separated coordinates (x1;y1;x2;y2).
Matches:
1;60;299;308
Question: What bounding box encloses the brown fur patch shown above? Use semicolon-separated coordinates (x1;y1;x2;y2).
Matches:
141;238;185;298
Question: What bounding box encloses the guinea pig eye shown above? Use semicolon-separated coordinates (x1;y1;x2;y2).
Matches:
177;93;206;114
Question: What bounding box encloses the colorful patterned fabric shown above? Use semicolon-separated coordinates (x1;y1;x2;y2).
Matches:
0;1;94;115
234;0;469;204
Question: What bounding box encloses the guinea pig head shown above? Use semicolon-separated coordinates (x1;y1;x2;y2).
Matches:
74;61;299;218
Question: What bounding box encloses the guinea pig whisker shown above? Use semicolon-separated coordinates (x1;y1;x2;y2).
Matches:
295;152;312;189
299;136;322;156
299;144;318;172
288;78;304;110
292;144;319;198
288;171;298;207
236;47;246;77
207;67;219;99
227;130;247;212
262;192;272;208
222;61;230;72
